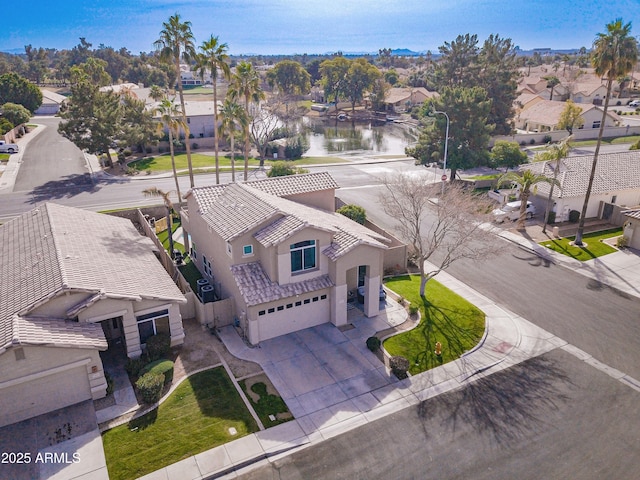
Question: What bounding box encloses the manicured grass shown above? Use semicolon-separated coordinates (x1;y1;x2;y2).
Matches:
569;135;640;147
468;173;500;181
270;156;346;165
156;218;182;252
178;259;202;292
383;275;485;375
239;380;292;427
102;367;259;480
128;153;261;172
182;86;214;95
539;228;622;260
0;153;9;162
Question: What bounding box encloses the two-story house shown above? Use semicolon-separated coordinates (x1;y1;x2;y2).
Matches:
180;172;389;345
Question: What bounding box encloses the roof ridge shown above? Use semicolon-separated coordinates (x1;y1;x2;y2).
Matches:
44;203;71;289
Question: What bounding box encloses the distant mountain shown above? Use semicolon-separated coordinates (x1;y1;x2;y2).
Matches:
1;48;25;55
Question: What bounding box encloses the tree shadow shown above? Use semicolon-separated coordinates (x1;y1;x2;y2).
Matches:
417;355;573;446
27;173;129;204
511;248;553;268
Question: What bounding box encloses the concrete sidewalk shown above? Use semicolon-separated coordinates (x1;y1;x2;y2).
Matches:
139;265;567;480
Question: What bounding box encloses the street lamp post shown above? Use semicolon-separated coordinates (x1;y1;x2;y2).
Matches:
432;109;449;194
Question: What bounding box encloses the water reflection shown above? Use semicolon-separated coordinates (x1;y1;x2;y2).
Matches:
300;119;417;156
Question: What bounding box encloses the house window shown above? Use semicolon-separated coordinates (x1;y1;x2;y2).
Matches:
277;305;284;311
312;296;319;302
304;298;311;304
191;242;197;260
258;310;266;316
187;117;191;124
290;240;316;273
203;255;212;277
320;294;327;300
226;242;232;256
243;245;253;256
592;120;601;129
611;195;617;204
136;309;170;345
268;307;275;314
286;303;293;309
295;301;302;307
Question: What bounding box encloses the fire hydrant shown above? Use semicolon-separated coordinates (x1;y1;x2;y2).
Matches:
434;342;442;356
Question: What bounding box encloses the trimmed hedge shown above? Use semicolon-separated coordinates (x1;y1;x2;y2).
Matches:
135;371;164;404
140;359;174;385
366;336;381;352
145;333;171;362
389;355;410;380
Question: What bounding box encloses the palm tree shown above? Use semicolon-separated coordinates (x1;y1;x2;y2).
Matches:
154;14;197;188
219;98;248;183
498;169;560;231
149;85;165;102
228;61;265;181
155;98;188;203
534;137;571;234
195;35;231;185
544;75;560;101
143;187;176;259
575;19;638;246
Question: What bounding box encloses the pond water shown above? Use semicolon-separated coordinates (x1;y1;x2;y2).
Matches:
299;119;418;157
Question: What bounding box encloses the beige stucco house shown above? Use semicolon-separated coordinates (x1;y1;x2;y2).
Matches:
384;87;438;113
515;100;619;133
525;151;640;222
181;172;389;345
0;203;186;427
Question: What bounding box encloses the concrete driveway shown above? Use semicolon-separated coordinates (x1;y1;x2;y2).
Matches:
0;400;108;479
220;299;407;419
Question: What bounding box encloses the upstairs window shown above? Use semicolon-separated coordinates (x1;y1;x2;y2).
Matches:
290;240;316;273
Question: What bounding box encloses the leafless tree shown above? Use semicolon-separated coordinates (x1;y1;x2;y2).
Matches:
380;174;499;297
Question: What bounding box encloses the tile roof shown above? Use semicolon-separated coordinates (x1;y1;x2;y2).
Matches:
10;315;107;351
200;183;279;242
254;215;306;247
525;151;640;198
1;203;186;350
518;100;611;127
246;172;339;197
230;262;334;306
624;209;640;220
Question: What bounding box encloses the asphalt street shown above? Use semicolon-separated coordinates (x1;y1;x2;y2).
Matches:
237;349;640;480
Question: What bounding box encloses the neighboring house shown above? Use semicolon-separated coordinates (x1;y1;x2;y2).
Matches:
622;210;640;250
181;172;389;345
569;81;609;105
515;100;619;133
0;203;186;427
384;87;438;113
524;151;640;221
152;100;219;139
35;88;68;115
179;64;211;86
515;93;545;112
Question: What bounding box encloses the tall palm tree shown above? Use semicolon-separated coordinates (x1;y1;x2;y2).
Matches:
155;98;188;203
534;137;571;234
195;35;231;185
142;187;176;259
154;13;197;188
219;98;248;183
228;61;265;181
149;84;165;102
575;19;638;246
498;169;560;231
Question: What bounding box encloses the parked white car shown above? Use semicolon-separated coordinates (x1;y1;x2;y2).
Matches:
629;100;640;107
492;200;536;223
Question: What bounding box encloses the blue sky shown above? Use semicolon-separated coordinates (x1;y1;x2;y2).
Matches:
4;0;640;55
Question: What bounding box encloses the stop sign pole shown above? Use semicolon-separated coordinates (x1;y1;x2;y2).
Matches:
432;109;449;195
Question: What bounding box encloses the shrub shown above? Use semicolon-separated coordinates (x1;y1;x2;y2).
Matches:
145;333;171;362
191;142;199;150
267;161;297;177
337;204;366;225
529;138;536;145
125;357;148;379
389;356;410;380
617;236;628;248
547;210;556;224
520;141;527;146
140;359;174;385
366;336;381;352
616;100;622;106
105;371;114;396
135;371;164;404
542;134;552;144
146;146;153;154
409;305;419;316
568;209;580;223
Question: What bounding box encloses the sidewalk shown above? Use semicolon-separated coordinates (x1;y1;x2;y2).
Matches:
139;265;567;480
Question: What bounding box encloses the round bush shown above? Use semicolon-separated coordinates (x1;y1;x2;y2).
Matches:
135;371;164;404
389;355;410;380
140;359;174;385
568;209;580;223
125;357;148;379
145;333;171;361
366;336;381;352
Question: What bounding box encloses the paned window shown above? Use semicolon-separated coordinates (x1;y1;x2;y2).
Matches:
136;309;170;345
290;240;316;273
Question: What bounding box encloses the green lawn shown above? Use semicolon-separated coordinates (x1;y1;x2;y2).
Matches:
539;228;622;260
0;153;9;162
239;380;292;427
568;135;640;147
468;173;500;181
383;275;486;375
102;368;259;480
128;153;262;172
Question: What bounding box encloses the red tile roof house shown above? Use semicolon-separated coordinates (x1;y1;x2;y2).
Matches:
180;172;390;345
0;204;186;427
524;151;640;223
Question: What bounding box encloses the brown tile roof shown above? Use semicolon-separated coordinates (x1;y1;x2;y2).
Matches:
11;315;107;350
1;203;185;349
230;262;333;306
525;151;640;198
624;209;640;220
254;215;306;247
246;171;339;197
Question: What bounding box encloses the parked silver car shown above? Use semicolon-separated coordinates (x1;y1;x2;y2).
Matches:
492;200;536;223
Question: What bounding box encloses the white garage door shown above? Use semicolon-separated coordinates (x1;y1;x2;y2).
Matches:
0;366;91;428
256;294;331;342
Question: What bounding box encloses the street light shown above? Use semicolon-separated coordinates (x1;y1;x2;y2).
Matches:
432;109;449;194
